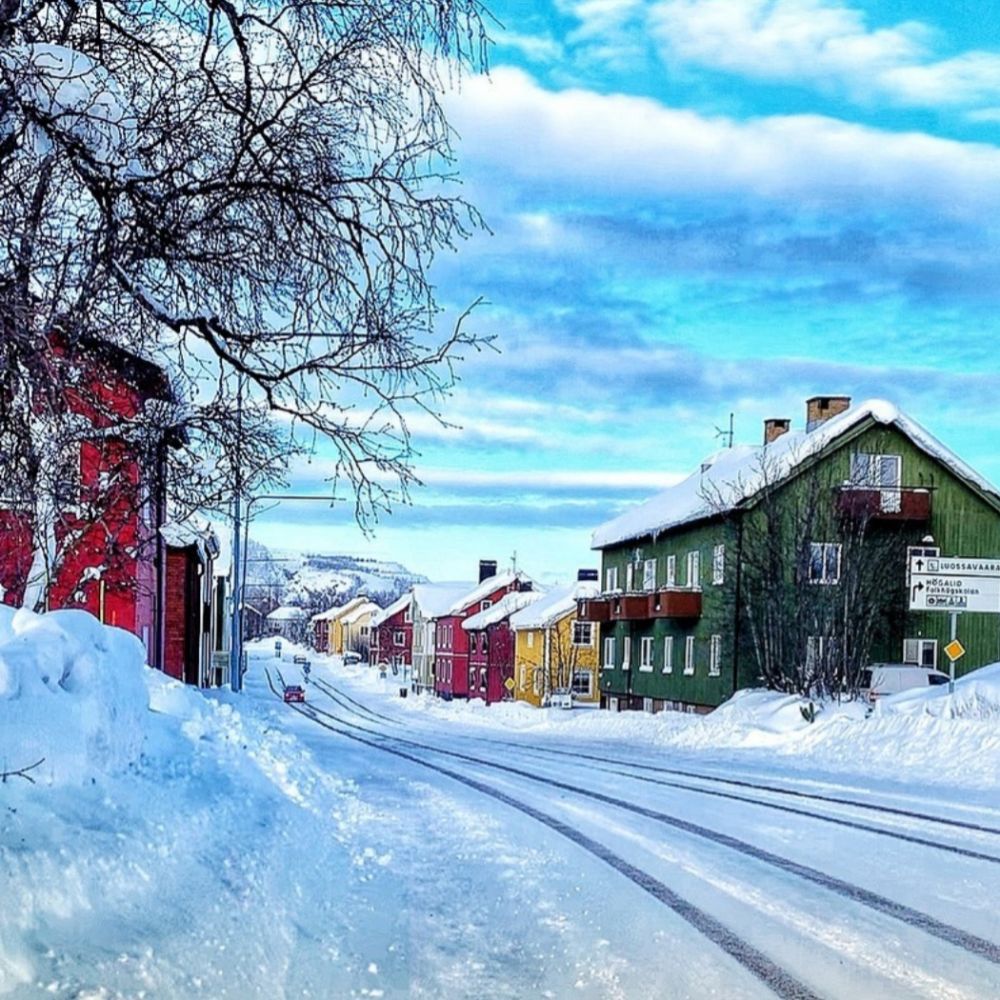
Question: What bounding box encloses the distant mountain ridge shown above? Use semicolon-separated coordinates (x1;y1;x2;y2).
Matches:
244;542;428;619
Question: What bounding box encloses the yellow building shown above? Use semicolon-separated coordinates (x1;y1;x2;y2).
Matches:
323;597;369;654
509;577;601;707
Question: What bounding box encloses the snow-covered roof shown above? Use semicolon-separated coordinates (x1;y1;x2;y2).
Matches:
411;582;477;619
509;580;601;630
160;519;220;561
370;593;411;629
593;398;1000;549
339;600;381;626
448;571;535;615
267;605;305;622
462;590;546;631
309;597;368;623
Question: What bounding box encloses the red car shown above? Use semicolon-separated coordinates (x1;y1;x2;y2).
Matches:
283;685;306;704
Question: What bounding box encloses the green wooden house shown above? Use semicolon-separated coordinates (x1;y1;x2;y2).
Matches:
583;396;1000;712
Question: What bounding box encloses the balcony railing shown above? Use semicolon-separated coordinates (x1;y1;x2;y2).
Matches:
835;486;932;522
579;589;703;622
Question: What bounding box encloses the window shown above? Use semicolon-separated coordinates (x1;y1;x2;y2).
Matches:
808;542;841;584
684;636;695;675
851;452;903;513
527;631;534;648
533;666;544;695
709;635;722;677
903;638;938;668
712;544;725;585
666;555;676;587
639;636;654;672
392;654;404;668
404;604;413;623
603;636;616;669
393;629;405;646
626;563;634;591
571;671;593;697
663;636;674;674
806;635;843;673
571;620;593;646
686;550;701;589
481;599;493;611
643;558;657;591
622;636;631;671
605;566;619;592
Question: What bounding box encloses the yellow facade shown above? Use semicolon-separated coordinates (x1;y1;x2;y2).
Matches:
513;613;600;707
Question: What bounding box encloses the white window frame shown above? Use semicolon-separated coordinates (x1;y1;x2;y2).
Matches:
709;635;722;677
903;638;938;668
404;605;413;623
622;636;632;671
663;636;674;674
481;599;493;611
808;542;842;585
605;566;619;592
684;635;695;675
686;550;701;590
603;636;616;670
666;555;676;587
393;629;405;646
643;558;657;592
571;620;594;647
571;671;593;697
639;636;654;672
712;544;725;585
527;630;534;648
626;562;634;592
851;452;903;513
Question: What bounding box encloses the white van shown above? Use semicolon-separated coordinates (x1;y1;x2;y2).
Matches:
861;663;950;701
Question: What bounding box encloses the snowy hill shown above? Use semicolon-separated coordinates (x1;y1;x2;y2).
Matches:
244;543;427;617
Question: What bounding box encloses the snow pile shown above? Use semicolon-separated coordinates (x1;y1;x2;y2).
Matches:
0;606;148;784
878;661;1000;719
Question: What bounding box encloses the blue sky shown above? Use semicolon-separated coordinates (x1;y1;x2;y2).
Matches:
252;0;1000;585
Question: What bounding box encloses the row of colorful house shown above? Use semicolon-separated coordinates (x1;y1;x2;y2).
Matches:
312;561;605;707
317;395;1000;714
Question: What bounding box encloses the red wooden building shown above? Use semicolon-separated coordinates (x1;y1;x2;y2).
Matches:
433;561;534;700
0;332;221;686
370;593;413;670
463;590;544;704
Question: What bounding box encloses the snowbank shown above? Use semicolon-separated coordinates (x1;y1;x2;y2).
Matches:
0;607;148;784
877;661;1000;719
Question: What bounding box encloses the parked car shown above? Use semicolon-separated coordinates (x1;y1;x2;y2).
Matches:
546;688;574;710
342;650;362;665
283;685;306;703
861;663;950;702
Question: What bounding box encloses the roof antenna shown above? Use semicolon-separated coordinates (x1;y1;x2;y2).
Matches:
715;412;734;449
510;549;518;574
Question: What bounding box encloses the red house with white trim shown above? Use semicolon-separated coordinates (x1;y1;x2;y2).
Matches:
370;593;414;671
433;561;534;700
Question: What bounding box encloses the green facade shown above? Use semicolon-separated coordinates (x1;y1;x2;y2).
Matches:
597;419;1000;708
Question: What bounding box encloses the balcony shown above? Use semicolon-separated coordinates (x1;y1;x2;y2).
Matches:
835;487;932;523
610;594;651;621
577;597;612;622
648;588;702;619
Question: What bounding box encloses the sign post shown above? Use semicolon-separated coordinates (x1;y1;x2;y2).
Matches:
909;555;1000;694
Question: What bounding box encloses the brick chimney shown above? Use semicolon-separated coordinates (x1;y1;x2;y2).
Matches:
478;559;497;583
806;395;851;432
577;569;599;582
763;418;791;445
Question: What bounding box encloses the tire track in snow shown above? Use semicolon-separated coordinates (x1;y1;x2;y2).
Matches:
271;677;1000;969
264;674;818;1000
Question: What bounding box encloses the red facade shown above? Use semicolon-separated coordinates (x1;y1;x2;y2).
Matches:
0;334;215;683
434;576;529;699
371;606;413;669
466;621;517;704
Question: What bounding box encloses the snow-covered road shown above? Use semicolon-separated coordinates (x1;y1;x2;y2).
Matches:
254;646;1000;1000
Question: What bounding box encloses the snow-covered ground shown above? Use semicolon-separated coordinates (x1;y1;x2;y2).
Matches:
3;611;999;998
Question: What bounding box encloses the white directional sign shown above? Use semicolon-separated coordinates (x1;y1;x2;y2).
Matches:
909;556;1000;613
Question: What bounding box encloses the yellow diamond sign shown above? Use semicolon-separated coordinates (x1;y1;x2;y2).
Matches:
504;677;515;692
944;639;966;662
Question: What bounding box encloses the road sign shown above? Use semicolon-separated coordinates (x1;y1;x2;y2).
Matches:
504;677;515;692
944;639;966;662
908;555;1000;613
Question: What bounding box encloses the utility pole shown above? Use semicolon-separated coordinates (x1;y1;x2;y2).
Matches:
230;376;244;692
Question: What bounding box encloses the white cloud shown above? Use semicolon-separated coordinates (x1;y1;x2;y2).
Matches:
414;468;686;490
650;0;1000;111
494;31;564;63
451;67;1000;216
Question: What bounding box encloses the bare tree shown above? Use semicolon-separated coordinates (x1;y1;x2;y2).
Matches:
0;0;491;604
708;439;918;700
